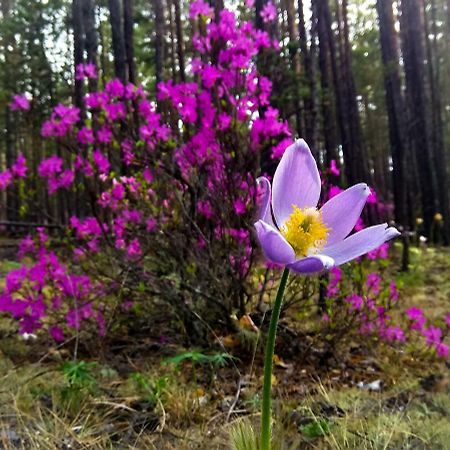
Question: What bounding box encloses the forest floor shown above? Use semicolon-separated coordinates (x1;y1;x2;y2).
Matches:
0;246;449;449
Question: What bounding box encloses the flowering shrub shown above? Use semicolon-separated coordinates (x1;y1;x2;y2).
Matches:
0;1;448;362
0;2;292;344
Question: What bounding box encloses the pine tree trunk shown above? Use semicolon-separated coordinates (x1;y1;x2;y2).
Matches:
123;0;136;84
340;0;371;186
72;0;85;114
423;0;450;244
283;0;302;137
376;0;411;268
108;0;127;83
298;0;318;154
168;1;177;80
314;0;339;166
82;0;98;91
399;0;438;237
152;0;165;87
173;0;185;82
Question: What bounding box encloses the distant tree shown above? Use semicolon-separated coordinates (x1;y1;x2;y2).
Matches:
399;0;439;237
108;0;127;82
152;0;165;86
123;0;136;84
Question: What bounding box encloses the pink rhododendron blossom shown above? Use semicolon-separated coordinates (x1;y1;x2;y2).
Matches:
0;170;13;190
255;140;400;274
406;306;426;331
189;0;213;18
328;185;343;200
367;242;389;260
383;326;406;343
10;94;30;111
233;198;247;215
345;294;364;311
367;187;377;204
329;159;340;176
11;153;27;178
261;1;276;23
366;273;381;296
422;326;442;346
327;267;342;297
389;281;399;301
435;342;449;358
75;63;98;80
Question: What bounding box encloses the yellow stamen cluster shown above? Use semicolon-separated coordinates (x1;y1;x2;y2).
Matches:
281;206;329;257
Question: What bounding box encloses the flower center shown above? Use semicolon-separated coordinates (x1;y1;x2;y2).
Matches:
281;206;329;257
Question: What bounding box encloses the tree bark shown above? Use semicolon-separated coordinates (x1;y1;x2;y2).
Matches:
173;0;185;82
298;0;318;154
399;0;438;237
123;0;136;84
72;0;85;114
82;0;98;91
108;0;127;83
152;0;165;87
376;0;409;267
422;0;450;244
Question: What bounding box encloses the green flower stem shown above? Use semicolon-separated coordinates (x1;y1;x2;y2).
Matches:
260;267;290;450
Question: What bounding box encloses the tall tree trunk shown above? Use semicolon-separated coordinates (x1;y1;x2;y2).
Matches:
82;0;98;91
123;0;136;84
208;0;224;19
152;0;165;87
168;1;177;80
314;0;339;166
423;0;450;244
72;0;85;114
108;0;127;83
283;0;301;137
340;0;371;186
1;0;16;223
299;0;318;154
173;0;185;82
376;0;409;268
399;0;438;237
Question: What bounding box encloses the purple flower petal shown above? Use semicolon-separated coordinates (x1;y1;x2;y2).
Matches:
320;183;370;246
323;224;400;265
272;140;321;227
254;220;296;265
256;176;274;226
287;255;335;274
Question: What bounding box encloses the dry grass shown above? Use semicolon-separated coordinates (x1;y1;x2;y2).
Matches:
0;246;449;449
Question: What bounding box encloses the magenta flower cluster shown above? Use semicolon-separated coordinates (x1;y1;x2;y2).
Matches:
1;2;293;341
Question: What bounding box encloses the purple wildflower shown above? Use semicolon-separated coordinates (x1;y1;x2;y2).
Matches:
254;140;400;274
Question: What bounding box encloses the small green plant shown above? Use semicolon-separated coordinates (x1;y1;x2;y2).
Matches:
130;372;169;405
59;360;98;412
61;360;98;389
164;350;235;386
164;350;235;368
300;418;332;440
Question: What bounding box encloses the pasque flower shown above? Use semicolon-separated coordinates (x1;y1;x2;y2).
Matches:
255;140;400;273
